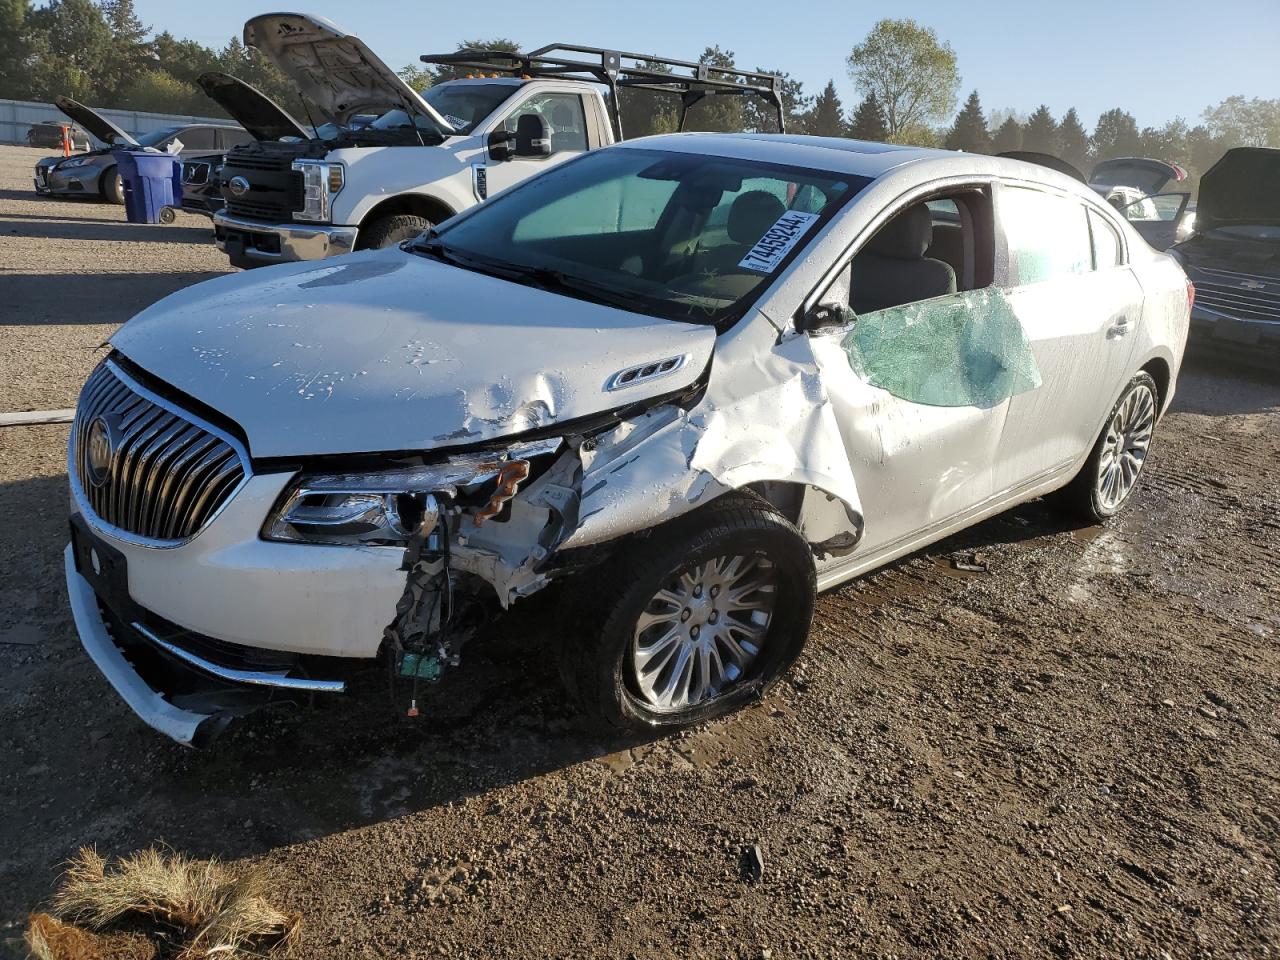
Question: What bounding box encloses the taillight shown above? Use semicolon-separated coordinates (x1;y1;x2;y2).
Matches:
1186;278;1195;313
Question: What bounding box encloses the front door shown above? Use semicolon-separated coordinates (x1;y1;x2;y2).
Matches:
481;91;591;199
1119;192;1192;250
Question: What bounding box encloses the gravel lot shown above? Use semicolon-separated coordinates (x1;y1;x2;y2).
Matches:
1;142;1278;960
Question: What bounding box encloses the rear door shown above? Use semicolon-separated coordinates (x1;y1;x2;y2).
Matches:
993;185;1142;489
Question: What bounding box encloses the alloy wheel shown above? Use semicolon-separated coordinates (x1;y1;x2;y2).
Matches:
630;554;777;711
1096;382;1156;511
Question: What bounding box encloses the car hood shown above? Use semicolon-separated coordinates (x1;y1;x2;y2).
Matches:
196;72;310;142
243;13;454;132
1088;157;1186;195
1196;147;1280;233
109;252;716;460
54;97;137;147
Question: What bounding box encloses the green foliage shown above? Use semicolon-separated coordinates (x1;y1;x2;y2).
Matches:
1090;108;1140;162
847;92;888;142
742;68;808;134
1022;105;1058;155
991;116;1022;154
847;18;959;138
428;38;522;84
1057;108;1089;171
118;68;203;115
945;90;990;153
804;80;845;138
397;64;434;93
0;0;34;99
1202;96;1280;148
683;45;742;133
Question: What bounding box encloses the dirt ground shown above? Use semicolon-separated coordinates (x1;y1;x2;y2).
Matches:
1;142;1277;960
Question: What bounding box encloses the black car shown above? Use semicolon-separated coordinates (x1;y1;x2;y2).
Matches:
26;119;91;151
1169;148;1280;369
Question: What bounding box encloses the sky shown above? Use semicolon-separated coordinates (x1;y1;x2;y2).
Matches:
129;0;1279;131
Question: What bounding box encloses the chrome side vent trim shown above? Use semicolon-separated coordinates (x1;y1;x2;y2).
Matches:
605;354;690;392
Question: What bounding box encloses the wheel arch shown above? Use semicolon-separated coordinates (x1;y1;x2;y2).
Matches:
358;193;456;234
1139;353;1173;416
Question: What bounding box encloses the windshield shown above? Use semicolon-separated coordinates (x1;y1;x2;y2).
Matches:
135;126;183;148
423;147;865;324
423;82;518;134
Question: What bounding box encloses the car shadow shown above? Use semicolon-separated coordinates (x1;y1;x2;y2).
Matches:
0;215;213;245
0;471;659;906
0;271;230;325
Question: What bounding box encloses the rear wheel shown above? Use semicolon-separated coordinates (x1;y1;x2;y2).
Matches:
1053;372;1159;523
100;166;124;205
359;214;432;250
558;494;816;733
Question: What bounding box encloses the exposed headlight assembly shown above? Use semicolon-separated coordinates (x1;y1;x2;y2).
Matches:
291;159;344;223
266;438;561;546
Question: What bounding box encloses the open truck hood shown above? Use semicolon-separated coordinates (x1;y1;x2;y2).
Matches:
109;251;716;460
243;13;455;132
1088;157;1187;195
54;96;137;147
1196;147;1280;233
197;72;311;142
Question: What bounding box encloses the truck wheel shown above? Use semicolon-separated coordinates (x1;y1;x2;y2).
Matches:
359;214;432;250
100;166;124;205
558;493;816;733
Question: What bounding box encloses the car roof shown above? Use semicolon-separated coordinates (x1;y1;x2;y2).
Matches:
617;132;1094;197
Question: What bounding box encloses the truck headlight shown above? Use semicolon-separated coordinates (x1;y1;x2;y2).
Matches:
265;439;561;546
291;159;344;223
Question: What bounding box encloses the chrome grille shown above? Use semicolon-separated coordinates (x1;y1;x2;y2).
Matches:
72;360;249;545
1192;268;1280;324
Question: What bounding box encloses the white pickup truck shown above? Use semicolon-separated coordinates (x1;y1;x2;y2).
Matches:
206;13;784;269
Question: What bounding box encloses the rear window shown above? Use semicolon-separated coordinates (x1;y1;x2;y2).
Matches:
1001;186;1091;285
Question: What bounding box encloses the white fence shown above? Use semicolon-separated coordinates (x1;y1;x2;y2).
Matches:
0;98;227;147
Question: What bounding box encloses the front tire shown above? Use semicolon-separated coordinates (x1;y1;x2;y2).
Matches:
559;494;816;733
1054;372;1159;523
100;166;124;205
359;214;432;250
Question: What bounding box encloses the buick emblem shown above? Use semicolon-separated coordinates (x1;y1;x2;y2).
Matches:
227;175;250;198
85;416;114;488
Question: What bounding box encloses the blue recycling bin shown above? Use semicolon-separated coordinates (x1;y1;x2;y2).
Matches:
112;149;183;224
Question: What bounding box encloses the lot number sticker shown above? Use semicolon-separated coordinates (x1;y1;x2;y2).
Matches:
738;210;820;273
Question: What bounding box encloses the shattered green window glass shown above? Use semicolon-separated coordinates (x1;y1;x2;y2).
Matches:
841;287;1042;408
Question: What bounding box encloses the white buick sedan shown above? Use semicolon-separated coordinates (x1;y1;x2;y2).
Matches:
65;134;1191;745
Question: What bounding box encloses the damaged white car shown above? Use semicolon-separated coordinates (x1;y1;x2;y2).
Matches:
65;134;1191;746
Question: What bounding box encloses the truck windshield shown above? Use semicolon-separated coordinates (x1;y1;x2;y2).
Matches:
419;147;866;325
369;83;517;136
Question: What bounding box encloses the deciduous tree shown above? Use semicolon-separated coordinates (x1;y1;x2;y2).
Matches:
846;18;959;139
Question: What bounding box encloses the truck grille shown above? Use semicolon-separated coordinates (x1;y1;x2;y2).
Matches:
72;360;249;545
1193;269;1280;324
220;150;304;222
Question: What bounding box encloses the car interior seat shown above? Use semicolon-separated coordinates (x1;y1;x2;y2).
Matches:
550;103;581;151
694;190;787;274
850;203;957;314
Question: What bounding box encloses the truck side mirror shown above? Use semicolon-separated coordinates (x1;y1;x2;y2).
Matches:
487;129;513;163
513;114;552;158
800;301;856;333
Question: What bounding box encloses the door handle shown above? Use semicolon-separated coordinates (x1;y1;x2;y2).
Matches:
1105;316;1132;339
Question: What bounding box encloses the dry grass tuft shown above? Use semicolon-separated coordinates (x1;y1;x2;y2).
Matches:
26;847;299;960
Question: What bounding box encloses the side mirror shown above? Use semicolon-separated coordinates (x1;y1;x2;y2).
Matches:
487;129;513;162
513;114;552;158
801;302;856;333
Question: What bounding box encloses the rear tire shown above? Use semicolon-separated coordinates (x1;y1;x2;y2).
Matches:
359;214;432;250
1052;372;1159;523
100;166;124;205
557;493;816;734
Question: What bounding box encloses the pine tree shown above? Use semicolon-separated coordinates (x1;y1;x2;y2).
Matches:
1058;107;1090;170
847;91;888;142
1091;108;1141;162
945;89;990;153
991;116;1023;154
805;80;845;137
1022;104;1059;154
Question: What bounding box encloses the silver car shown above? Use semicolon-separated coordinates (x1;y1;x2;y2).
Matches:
64;134;1190;746
33;97;251;204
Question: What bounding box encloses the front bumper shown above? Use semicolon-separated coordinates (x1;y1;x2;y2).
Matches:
34;164;103;196
213;211;358;268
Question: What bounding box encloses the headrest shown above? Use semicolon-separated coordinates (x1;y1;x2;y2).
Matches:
727;190;786;244
866;203;933;259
